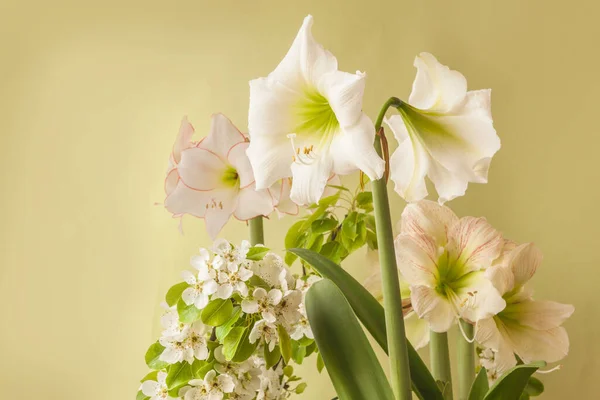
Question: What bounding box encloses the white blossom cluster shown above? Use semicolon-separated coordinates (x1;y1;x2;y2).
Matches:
139;240;319;400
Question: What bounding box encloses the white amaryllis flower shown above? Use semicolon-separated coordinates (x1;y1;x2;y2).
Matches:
247;15;384;206
395;200;506;332
164;114;274;239
241;288;283;323
140;371;178;400
185;371;235;400
476;242;574;367
181;251;219;310
159;321;209;364
386;52;500;204
249;319;279;352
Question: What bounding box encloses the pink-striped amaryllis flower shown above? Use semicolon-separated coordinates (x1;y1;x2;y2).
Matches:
395;200;506;332
475;241;574;369
386;52;500;204
247;15;385;206
164;114;275;239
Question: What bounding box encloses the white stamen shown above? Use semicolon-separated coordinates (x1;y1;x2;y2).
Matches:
457;319;476;343
536;364;562;374
287;133;318;165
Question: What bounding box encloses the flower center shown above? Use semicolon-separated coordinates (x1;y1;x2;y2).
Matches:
221;166;240;188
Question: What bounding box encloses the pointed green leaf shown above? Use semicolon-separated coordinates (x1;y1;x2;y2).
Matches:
231;324;259;362
222;327;246;361
246;246;270;261
312;217;339;234
288;248;443;400
177;298;202;323
140;370;158;383
165;362;193;390
278;324;292;364
165;282;189;307
468;368;489;400
136;390;150;400
264;341;282;369
145;341;168;370
317;352;324;373
201;298;233;327
525;377;544;397
306;279;394;400
291;340;306;364
215;306;242;341
484;362;546;400
191;359;214;379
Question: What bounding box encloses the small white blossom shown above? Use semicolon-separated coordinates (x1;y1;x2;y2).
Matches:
249;320;279;352
160;321;209;364
257;365;287;400
251;253;294;291
181;252;219;309
276;290;302;325
215;263;254;299
185;371;235;400
140;371;178;400
290;306;313;341
242;288;283;323
160;306;185;337
213;239;251;270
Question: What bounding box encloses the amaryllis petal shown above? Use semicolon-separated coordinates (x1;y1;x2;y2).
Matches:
404;311;430;350
452;271;505;323
200;113;246;158
505;243;542;289
204;189;237;239
447;216;504;272
164;182;212;218
394;234;438;287
233;187;274;221
410;285;456;333
227;142;254;188
502;300;574;331
173;116;196;164
178;147;225;191
245;134;293;190
507;325;571;364
290;155;333;205
399;200;459;248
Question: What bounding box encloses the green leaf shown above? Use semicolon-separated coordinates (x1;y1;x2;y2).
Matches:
484;362;546;400
319;241;348;265
231;324;259;362
145;342;168;370
222;327;246;361
306;279;394;400
165;362;193;390
248;275;270;290
246;246;270;261
341;211;359;241
308;233;325;253
139;370;158;383
356;191;373;211
288;248;443;400
311;217;339;234
305;340;317;357
264;342;282;369
291;340;306;364
468;368;489;400
136;390;150;400
326;184;350;192
215;306;242;341
519;394;530;400
177;298;203;323
283;365;294;377
366;229;378;250
525;377;544;397
278;324;292;364
191;359;214;379
316;353;324;373
165;282;189;307
295;382;308;394
285;220;308;265
201;298;234;327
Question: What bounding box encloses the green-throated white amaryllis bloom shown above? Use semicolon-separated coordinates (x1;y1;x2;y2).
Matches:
164;114;275;239
395;200;506;332
476;241;574;367
247;15;385;205
385;52;500;204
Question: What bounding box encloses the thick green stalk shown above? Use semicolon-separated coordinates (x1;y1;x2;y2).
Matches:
430;332;453;400
248;216;264;246
372;97;412;400
457;320;475;400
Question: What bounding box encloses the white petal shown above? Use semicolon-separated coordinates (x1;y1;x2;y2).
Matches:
330;114;385;180
181;287;197;306
400;200;459;248
426;159;470;204
160;347;181;364
404;311;430;350
506;243;542;289
181;270;197;285
408;52;467;112
227;141;254;188
204;189;237;240
453;272;506;323
245;133;293;190
172;117;195;164
164;182;211;218
387;122;429;202
200;113;246;158
410;285;456;332
447;217;504;273
502;299;574;330
262;311;277;323
319;70;366;127
485;264;514;297
194;343;209;360
214;346;226;363
253;287;267;299
268;289;283;305
194;293;210;309
238;267;253;281
233;187;274;220
216;284;234;300
271;178;299;217
475;317;503;351
203;279;218;295
290;154;333;205
218;374;235;393
394;235;438;287
178;147;226;190
141;381;160;396
241;299;259;314
507;324;571;364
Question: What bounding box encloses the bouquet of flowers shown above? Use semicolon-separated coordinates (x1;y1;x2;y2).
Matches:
137;15;573;400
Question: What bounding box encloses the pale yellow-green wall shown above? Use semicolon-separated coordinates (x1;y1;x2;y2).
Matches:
1;0;597;398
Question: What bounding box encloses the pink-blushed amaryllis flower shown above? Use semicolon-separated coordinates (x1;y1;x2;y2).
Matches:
164;114;274;239
247;15;384;206
395;200;506;332
476;242;574;367
386;52;500;204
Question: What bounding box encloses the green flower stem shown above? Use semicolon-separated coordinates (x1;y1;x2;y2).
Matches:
372;97;412;400
249;216;264;246
457;320;475;400
430;332;454;399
